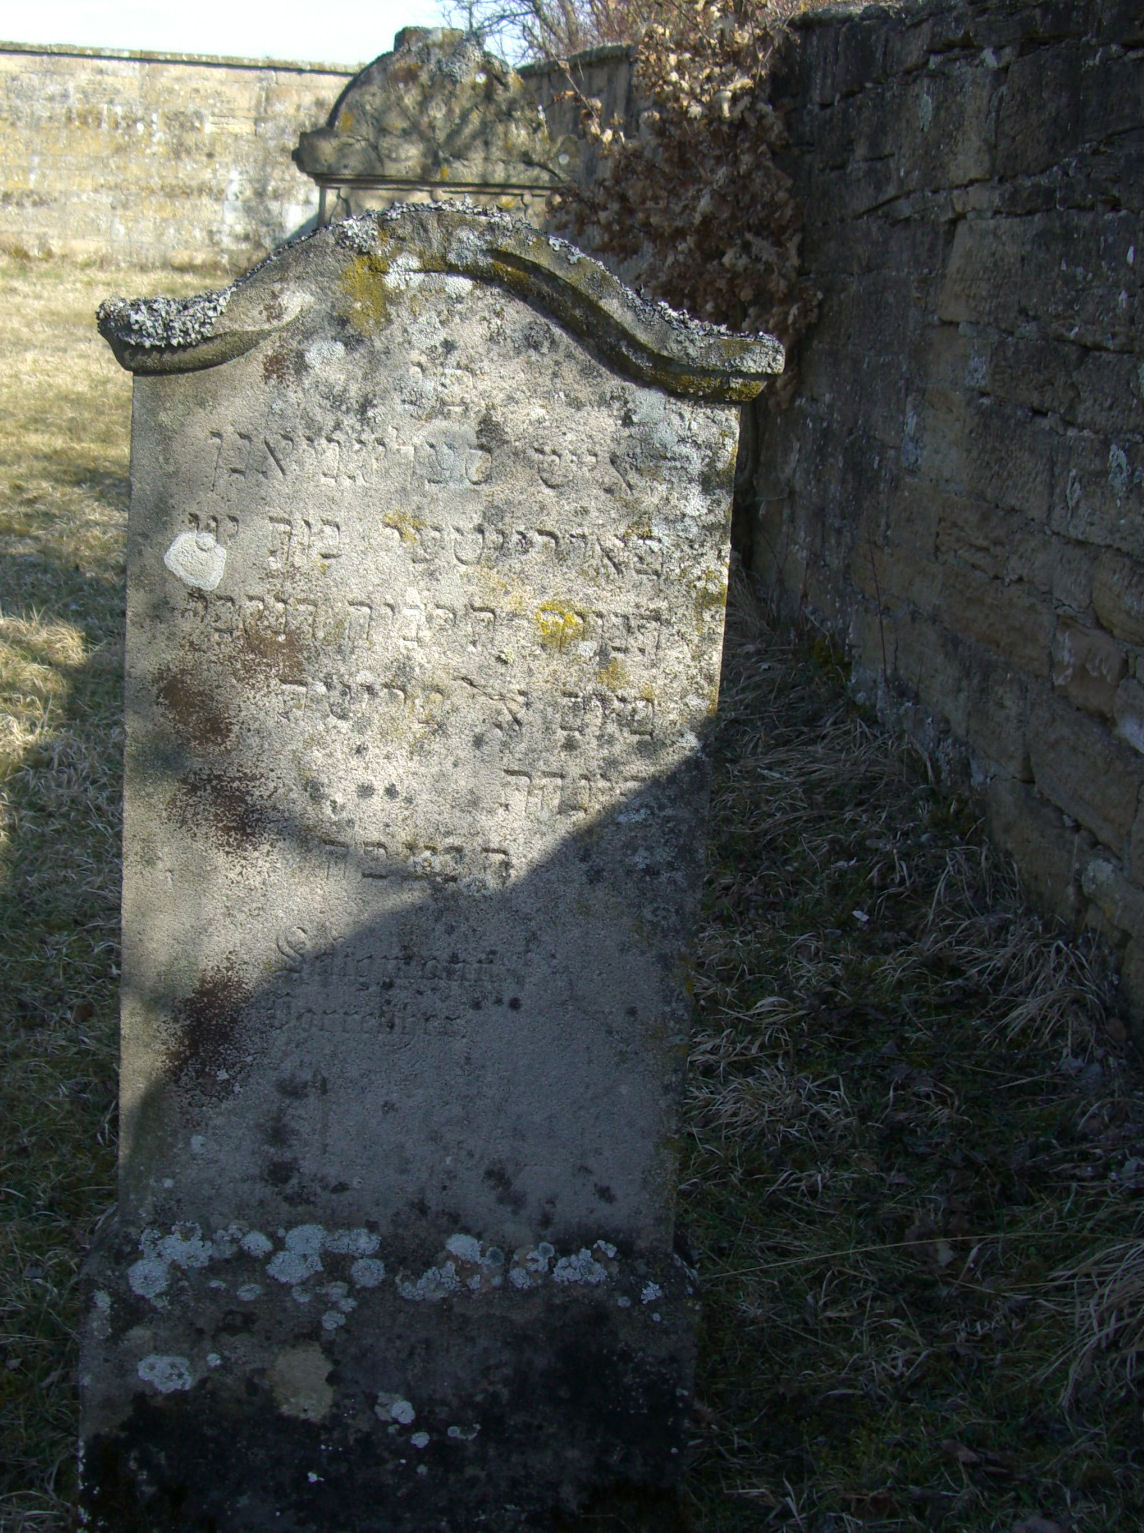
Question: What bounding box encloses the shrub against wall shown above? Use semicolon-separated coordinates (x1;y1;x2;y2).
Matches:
550;0;819;403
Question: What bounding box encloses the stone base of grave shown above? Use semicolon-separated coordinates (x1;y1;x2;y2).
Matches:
79;1220;698;1532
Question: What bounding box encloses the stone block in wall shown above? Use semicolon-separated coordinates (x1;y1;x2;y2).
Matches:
969;0;1080;50
894;611;970;737
1081;855;1144;940
800;344;912;450
819;85;902;168
1059;142;1144;215
978;329;1144;438
818;270;920;355
940;210;1138;349
1132;793;1144;884
752;492;808;602
783;17;842;109
1007;528;1095;614
800;209;946;281
1052;431;1144;557
802;559;849;630
938;563;1054;676
848;596;895;685
883;483;942;609
964;652;1033;779
935;491;1030;582
1114;676;1144;755
897;65;1001;191
812;158;905;223
985;774;1081;923
939;216;1023;328
754;401;804;493
823;14;890;102
995;40;1082;177
1080;49;1144;143
920;389;1055;520
1092;548;1144;642
1028;693;1143;850
1021;209;1139;351
1096;0;1144;46
838;425;898;534
861;356;917;448
1051;618;1129;719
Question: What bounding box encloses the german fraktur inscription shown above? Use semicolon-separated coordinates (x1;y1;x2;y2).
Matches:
81;206;782;1532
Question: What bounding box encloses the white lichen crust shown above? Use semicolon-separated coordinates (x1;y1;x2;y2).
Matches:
97;203;783;398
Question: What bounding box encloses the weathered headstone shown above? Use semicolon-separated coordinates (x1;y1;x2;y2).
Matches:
81;205;781;1530
294;29;583;225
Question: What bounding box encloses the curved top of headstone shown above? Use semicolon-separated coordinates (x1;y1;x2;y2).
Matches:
97;204;785;401
293;27;578;192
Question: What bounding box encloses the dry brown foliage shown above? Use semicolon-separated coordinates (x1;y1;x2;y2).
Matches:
552;0;820;404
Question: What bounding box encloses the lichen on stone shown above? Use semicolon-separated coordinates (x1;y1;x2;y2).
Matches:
97;287;231;350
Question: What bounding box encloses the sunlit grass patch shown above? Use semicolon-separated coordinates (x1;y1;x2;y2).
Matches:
0;254;207;1531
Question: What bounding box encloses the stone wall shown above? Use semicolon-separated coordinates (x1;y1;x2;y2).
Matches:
0;43;355;269
748;0;1144;1017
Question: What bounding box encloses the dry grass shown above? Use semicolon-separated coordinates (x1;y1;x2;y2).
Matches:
680;579;1144;1531
1;255;1142;1532
0;254;224;1533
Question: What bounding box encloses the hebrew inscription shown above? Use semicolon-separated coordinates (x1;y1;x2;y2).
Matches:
111;244;751;1239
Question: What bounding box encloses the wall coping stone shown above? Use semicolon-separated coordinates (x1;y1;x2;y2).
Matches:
0;38;359;75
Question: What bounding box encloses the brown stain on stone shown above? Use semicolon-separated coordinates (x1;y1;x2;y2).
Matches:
167;957;253;1097
231;622;308;688
154;663;236;753
166;765;280;852
261;348;293;385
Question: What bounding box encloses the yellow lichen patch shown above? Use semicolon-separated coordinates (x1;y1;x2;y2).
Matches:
639;683;656;704
382;509;423;545
338;253;392;334
336;109;354;133
438;164;450;181
621;519;653;541
596;656;629;693
535;603;585;652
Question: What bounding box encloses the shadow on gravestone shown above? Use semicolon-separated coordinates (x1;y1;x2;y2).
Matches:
79;206;782;1532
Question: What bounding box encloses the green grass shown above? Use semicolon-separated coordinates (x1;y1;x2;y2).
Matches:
1;254;1142;1532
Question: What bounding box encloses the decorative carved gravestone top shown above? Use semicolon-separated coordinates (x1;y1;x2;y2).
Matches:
294;30;584;224
81;205;781;1531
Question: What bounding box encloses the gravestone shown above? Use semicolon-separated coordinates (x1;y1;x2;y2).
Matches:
81;204;781;1531
294;29;582;225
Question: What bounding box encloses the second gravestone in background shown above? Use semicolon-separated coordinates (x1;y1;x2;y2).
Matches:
81;205;782;1530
